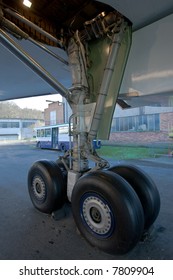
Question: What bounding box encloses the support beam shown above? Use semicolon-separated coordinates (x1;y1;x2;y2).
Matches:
28;37;69;66
0;29;70;101
4;8;62;47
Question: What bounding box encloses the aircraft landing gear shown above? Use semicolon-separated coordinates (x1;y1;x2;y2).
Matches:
25;8;160;255
0;0;161;255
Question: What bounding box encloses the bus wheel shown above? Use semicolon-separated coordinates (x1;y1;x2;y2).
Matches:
71;170;144;255
109;165;160;230
36;142;41;148
28;160;66;213
60;143;66;152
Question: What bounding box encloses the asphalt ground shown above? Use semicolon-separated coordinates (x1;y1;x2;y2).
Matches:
0;142;172;260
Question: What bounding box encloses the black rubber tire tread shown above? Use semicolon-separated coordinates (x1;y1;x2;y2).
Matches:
71;170;144;255
56;159;68;180
109;164;160;230
28;160;66;213
56;159;68;201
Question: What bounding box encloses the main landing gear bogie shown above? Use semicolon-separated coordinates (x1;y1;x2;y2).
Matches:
27;160;160;255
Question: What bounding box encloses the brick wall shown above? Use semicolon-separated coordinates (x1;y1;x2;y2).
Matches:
109;131;171;144
160;112;173;131
44;102;64;125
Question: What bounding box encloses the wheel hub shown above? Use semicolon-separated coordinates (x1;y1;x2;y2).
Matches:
90;207;102;223
81;194;114;237
32;176;46;202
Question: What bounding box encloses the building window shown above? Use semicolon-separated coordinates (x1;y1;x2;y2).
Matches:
50;111;56;125
22;121;35;128
111;114;160;132
0;121;19;128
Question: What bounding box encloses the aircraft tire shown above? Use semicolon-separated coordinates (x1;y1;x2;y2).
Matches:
56;158;69;201
71;170;144;255
28;160;66;213
109;165;160;230
56;159;68;181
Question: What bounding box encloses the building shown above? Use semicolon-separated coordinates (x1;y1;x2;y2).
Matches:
110;105;173;144
44;98;72;125
43;96;173;145
0;119;44;140
44;101;64;125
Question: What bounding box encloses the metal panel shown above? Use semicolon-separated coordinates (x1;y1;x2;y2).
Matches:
120;14;173;107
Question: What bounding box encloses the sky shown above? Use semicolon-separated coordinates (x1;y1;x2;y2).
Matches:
13;94;62;111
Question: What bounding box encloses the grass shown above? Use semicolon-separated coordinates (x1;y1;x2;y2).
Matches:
97;145;170;160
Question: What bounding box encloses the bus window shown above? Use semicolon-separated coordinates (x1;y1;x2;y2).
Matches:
41;129;45;137
37;130;41;137
59;126;68;134
45;128;51;137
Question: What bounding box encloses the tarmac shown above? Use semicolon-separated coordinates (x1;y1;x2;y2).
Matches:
0;142;172;260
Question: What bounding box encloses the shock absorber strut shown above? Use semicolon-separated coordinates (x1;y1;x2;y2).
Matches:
65;11;132;200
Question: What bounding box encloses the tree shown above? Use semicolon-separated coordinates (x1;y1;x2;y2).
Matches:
0;101;43;119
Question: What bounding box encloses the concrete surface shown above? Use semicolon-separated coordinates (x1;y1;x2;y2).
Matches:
0;142;172;260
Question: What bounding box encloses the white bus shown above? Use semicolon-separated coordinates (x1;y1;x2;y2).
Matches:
35;123;70;151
